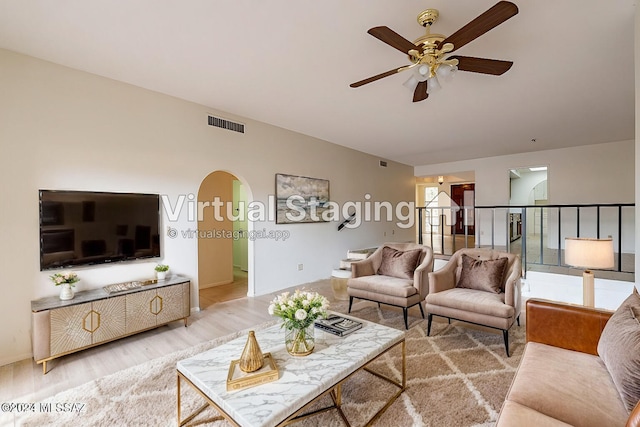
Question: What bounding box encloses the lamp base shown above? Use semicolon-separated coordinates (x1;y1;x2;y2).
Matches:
583;270;594;307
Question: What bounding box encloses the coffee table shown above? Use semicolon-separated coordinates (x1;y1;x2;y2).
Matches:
177;316;405;426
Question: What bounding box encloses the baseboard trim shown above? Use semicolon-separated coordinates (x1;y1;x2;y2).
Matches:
199;280;233;290
1;351;34;367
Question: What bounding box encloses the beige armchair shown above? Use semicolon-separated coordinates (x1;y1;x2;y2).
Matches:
424;248;522;356
347;243;434;329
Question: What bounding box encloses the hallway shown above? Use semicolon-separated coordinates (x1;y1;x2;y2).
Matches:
198;268;248;309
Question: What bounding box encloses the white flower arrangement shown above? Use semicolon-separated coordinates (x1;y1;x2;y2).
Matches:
268;289;329;329
50;271;80;287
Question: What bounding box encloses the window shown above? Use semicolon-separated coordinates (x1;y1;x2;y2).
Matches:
424;186;440;227
424;187;438;204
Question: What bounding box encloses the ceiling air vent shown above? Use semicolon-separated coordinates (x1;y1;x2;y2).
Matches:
207;115;245;134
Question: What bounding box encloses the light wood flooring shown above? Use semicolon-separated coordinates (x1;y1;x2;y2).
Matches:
0;278;334;404
0;274;496;405
199;269;249;309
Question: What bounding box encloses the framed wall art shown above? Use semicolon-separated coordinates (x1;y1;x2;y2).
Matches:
275;173;330;224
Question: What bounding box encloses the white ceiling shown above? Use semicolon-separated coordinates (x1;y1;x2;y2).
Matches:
0;1;635;166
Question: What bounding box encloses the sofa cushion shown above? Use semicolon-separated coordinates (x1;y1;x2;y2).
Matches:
597;290;640;412
506;342;629;427
377;246;421;280
497;401;572;427
456;254;507;293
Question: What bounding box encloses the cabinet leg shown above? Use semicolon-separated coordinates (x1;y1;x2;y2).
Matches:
183;318;188;327
42;361;47;375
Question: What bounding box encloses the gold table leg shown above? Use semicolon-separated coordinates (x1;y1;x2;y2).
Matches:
282;338;406;426
177;371;239;427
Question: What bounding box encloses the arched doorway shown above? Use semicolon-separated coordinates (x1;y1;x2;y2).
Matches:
197;170;252;308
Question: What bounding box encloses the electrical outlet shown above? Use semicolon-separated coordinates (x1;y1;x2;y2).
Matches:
297;263;303;271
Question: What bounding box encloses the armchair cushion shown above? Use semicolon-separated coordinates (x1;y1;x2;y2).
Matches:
426;288;514;319
348;275;417;298
597;290;640;412
377;246;422;280
456;254;508;293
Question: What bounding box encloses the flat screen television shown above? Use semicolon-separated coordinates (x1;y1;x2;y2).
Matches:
39;190;161;271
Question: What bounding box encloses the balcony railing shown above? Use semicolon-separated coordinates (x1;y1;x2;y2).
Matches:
416;203;635;277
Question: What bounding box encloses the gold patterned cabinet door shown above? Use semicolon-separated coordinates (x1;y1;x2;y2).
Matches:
125;289;157;333
181;282;191;317
50;302;92;356
156;283;185;325
92;296;126;344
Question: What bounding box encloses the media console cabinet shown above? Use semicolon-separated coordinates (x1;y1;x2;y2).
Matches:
31;275;190;374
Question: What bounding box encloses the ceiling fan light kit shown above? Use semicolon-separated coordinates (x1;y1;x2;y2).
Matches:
350;1;519;102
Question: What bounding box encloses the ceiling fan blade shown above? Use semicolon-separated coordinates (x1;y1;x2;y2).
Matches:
368;26;419;55
440;1;518;53
450;56;513;75
413;81;429;102
350;66;407;88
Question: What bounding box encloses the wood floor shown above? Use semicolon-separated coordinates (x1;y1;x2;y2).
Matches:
199;269;248;309
0;277;334;404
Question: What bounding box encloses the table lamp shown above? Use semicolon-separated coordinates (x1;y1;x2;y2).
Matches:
564;237;614;307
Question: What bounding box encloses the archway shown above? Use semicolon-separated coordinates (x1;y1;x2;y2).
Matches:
197;170;253;308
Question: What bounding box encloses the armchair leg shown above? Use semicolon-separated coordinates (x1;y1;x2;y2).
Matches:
402;308;409;330
348;297;354;313
516;315;520;327
427;314;433;336
502;329;510;357
418;302;425;319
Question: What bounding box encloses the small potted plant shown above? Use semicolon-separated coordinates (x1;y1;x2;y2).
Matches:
155;264;170;280
50;271;80;300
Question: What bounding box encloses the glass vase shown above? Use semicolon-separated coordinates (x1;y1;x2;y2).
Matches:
285;324;315;356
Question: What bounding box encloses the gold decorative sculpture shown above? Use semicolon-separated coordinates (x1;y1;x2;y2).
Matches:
239;331;264;373
227;330;278;391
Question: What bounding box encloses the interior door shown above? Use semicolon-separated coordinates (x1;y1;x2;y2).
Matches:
450;184;475;235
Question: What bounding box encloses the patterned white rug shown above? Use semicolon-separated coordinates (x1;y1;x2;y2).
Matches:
10;306;524;427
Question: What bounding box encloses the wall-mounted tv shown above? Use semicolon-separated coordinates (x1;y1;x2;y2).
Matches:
39;190;161;271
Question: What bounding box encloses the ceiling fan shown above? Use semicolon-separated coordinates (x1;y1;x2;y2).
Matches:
350;1;518;102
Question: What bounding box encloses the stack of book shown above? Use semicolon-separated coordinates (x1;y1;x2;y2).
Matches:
314;315;363;337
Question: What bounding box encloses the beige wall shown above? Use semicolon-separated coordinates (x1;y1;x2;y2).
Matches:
414;140;635;248
415;140;635;206
636;2;640;290
197;171;235;289
0;49;416;365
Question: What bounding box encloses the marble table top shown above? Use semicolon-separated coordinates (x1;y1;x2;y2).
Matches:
177;316;404;427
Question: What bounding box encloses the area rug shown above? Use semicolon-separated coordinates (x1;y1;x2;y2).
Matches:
11;305;524;427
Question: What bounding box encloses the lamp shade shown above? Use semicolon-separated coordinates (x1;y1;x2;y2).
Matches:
403;75;419;91
564;238;614;269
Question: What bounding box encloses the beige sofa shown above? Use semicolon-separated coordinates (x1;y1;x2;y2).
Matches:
497;297;640;427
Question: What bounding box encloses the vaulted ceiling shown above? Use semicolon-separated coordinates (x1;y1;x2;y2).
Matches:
0;1;635;166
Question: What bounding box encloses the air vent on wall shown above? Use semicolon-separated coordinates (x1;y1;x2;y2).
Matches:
379;160;388;168
207;115;245;134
